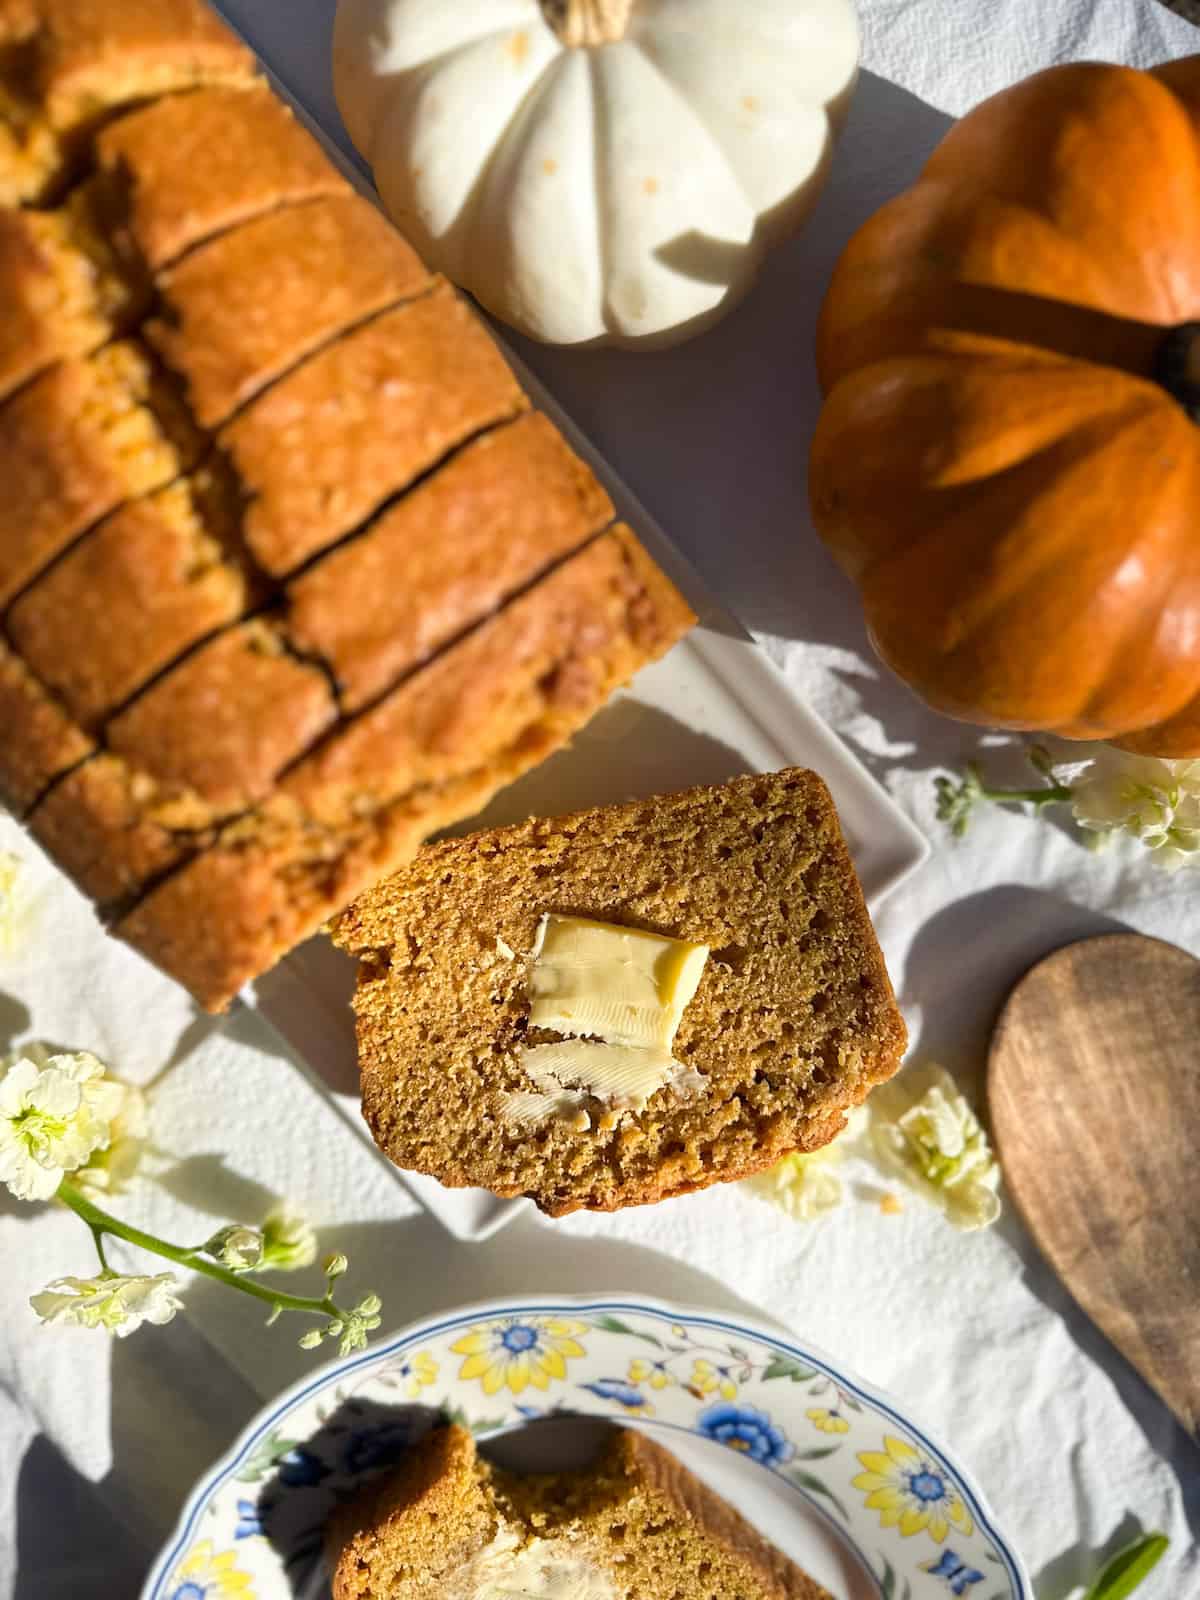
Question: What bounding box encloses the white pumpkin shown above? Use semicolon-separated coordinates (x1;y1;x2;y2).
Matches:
333;0;859;348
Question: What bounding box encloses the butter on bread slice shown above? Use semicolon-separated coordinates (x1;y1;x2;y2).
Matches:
330;1424;832;1600
335;768;906;1215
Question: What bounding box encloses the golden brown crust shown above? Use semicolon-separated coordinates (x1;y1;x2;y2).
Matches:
104;620;337;813
284;526;689;826
8;477;247;726
0;344;196;608
147;194;434;427
223;284;527;577
0;8;694;1009
0;0;255;204
0;202;134;402
113;527;692;1009
286;412;615;710
95;83;346;272
0;639;93;813
18;0;255;130
339;766;903;1216
331;1426;499;1600
530;1106;857;1217
0;24;62;208
26;752;197;905
610;1431;832;1600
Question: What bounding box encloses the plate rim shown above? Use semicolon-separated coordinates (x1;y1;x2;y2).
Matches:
140;1290;1031;1600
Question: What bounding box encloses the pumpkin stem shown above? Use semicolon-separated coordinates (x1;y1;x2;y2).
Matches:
540;0;635;47
1153;322;1200;423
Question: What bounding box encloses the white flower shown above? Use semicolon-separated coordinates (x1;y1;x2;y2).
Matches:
745;1105;869;1221
259;1204;317;1271
205;1224;263;1272
296;1290;383;1357
748;1149;844;1219
72;1079;148;1199
1070;753;1200;870
0;850;23;950
30;1271;183;1337
870;1064;1001;1231
0;1051;120;1201
338;1291;382;1356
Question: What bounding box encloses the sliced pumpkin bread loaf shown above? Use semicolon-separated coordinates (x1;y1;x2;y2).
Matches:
0;0;694;1007
331;1424;832;1600
335;768;906;1215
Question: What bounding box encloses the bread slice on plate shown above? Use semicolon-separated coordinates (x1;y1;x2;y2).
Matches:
335;767;906;1215
330;1423;831;1600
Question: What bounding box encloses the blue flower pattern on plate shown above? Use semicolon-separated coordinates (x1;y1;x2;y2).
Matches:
698;1402;794;1466
145;1305;1022;1600
579;1378;652;1413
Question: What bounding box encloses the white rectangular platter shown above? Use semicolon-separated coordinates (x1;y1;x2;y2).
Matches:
222;0;929;1242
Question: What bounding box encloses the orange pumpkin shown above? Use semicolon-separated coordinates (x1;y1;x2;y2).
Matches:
810;56;1200;756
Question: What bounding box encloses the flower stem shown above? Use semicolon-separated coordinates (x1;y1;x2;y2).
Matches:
88;1223;110;1273
976;781;1073;808
56;1181;338;1323
935;757;1074;838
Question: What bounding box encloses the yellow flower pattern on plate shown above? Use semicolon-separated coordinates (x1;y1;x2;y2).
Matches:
806;1407;851;1435
145;1302;1021;1600
627;1356;674;1390
853;1435;975;1543
392;1349;438;1398
168;1539;255;1599
690;1358;738;1400
452;1316;587;1396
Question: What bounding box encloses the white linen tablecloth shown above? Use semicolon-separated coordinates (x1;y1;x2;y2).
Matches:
2;1;1198;1595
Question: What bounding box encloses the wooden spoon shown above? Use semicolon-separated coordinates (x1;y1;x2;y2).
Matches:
988;933;1200;1438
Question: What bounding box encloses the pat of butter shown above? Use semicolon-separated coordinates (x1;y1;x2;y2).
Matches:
495;1087;591;1132
448;1531;616;1600
528;914;709;1052
519;1039;691;1113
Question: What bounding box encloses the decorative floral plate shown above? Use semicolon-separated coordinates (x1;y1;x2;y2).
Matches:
141;1295;1030;1600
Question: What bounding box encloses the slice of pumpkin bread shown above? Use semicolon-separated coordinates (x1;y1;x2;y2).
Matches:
331;1424;831;1600
113;524;692;1011
0;0;256;206
94;82;346;271
0;640;93;814
0;191;143;403
145;193;433;427
335;767;906;1216
0;341;199;608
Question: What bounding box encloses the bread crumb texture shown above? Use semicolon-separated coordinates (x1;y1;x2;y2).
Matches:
331;1424;832;1600
336;768;906;1214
